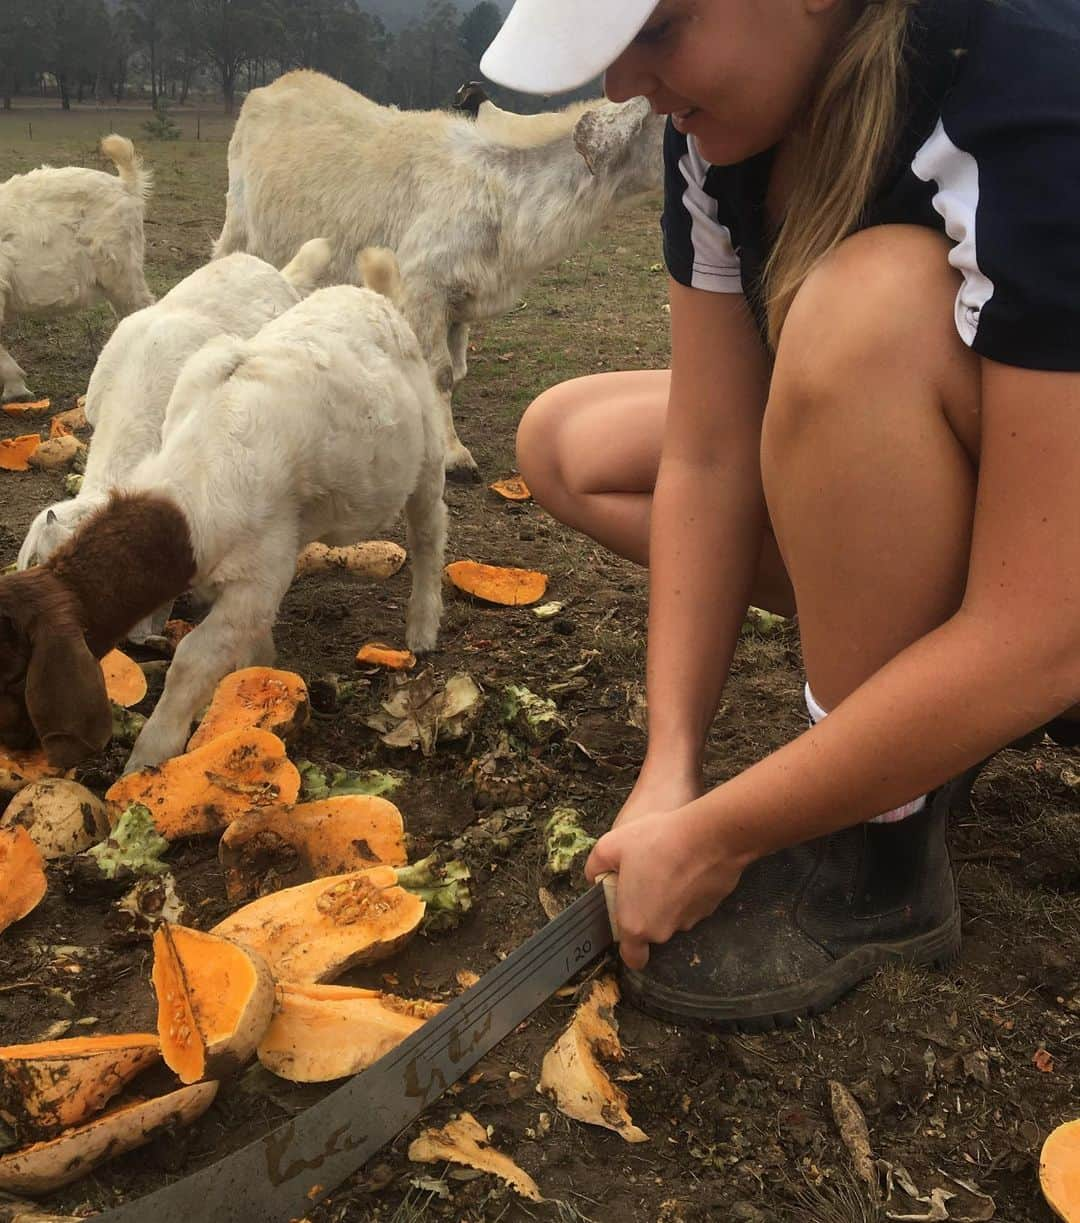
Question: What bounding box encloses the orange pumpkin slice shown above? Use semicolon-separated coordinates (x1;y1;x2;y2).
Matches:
488;475;531;502
219;795;408;902
445;560;548;607
211;865;424;984
2;400;50;417
0;435;41;472
355;642;416;671
296;540;406;580
186;667;310;752
0;748;66;796
0;1081;218;1194
0;827;46;936
152;925;275;1084
1041;1118;1080;1222
100;649;147;708
257;982;443;1082
0;1034;159;1141
105;728;301;841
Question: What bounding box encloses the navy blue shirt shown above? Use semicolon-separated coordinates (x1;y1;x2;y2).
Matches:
662;0;1080;370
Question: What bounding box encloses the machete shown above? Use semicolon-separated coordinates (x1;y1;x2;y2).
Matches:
93;877;618;1223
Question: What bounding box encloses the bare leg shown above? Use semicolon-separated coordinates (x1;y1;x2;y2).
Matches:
762;226;981;711
516;369;795;615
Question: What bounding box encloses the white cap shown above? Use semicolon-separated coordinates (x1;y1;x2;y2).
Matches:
480;0;660;95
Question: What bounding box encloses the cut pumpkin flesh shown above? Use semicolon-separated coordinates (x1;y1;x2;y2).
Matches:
186;668;310;752
0;1081;218;1195
257;982;443;1082
0;828;46;937
0;749;66;796
488;475;531;502
0;1035;159;1141
218;795;407;902
211;865;424;984
1041;1118;1080;1222
152;924;275;1084
0;436;42;472
105;729;301;841
538;976;647;1143
444;561;548;607
2;400;50;416
100;650;147;708
355;643;416;671
409;1112;543;1202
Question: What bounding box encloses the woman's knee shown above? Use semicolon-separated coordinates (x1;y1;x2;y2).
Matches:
515;380;578;500
764;225;976;453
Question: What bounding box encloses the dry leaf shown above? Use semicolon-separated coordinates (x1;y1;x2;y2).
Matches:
829;1080;876;1193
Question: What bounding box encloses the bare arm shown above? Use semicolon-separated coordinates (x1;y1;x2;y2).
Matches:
593;361;1080;966
627;280;771;810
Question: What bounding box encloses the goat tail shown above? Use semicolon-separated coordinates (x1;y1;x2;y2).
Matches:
100;134;152;202
358;247;404;307
280;238;333;296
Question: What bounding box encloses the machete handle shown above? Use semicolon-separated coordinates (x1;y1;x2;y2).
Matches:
596;870;619;942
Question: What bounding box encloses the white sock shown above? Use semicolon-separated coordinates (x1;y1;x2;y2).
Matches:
804;683;926;824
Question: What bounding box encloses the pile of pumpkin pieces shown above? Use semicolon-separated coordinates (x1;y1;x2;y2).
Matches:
0;662;645;1208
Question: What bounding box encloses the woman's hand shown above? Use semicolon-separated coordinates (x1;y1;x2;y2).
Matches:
586;799;752;972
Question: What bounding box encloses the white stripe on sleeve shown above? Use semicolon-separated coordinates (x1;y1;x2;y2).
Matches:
679;137;743;293
911;118;996;345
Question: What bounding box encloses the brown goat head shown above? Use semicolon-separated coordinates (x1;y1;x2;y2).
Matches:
0;568;112;767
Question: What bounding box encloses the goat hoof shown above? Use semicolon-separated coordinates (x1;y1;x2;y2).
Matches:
1;389;36;405
446;462;482;485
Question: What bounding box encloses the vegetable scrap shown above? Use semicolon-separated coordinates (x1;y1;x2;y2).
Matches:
105;729;301;840
296;540;406;580
187;667;309;751
211;865;424;984
538;977;647;1143
444;560;548;607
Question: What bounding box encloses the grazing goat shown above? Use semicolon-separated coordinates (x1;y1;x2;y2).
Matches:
452;82;600;147
17;239;334;603
213;70;664;479
0;250;447;772
0;135;154;404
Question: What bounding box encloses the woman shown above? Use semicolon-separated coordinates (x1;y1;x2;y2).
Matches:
481;0;1080;1029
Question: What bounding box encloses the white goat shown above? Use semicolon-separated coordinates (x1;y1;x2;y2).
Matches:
453;82;601;147
213;70;664;479
17;240;334;590
2;248;447;772
0;135;154;404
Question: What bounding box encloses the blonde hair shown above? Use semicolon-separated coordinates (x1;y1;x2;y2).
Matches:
764;0;912;348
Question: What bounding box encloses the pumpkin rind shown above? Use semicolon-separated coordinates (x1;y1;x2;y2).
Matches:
186;668;310;752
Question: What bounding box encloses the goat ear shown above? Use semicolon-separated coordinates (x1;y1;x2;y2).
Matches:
46;509;58;526
25;631;112;768
574;97;651;176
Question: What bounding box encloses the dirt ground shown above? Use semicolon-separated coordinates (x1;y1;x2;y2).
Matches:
0;106;1077;1223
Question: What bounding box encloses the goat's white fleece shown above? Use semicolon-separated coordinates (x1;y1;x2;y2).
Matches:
122;275;447;770
213;70;663;476
0;136;155;403
18;242;333;574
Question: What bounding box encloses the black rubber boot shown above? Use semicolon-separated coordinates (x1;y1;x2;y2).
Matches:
622;771;971;1031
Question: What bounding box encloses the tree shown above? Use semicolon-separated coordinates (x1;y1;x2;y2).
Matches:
122;0;168;105
191;0;267;113
459;1;501;63
388;0;471;110
0;0;43;109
